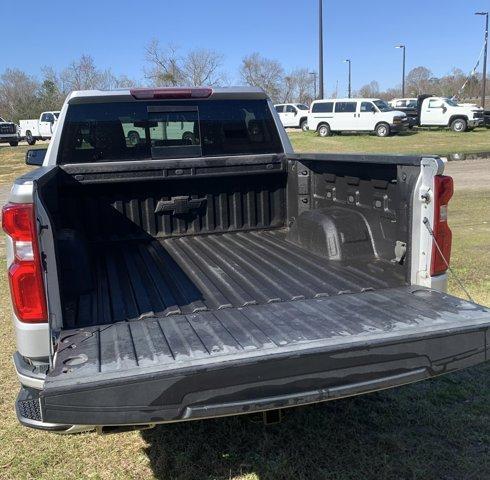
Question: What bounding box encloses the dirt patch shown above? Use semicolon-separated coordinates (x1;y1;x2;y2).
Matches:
445;158;490;191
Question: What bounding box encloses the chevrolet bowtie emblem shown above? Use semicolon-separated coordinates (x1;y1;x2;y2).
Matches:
154;196;207;216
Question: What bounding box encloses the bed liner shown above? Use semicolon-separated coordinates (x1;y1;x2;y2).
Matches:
65;229;406;328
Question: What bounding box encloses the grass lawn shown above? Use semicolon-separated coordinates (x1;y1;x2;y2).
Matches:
0;143;488;480
290;128;490;156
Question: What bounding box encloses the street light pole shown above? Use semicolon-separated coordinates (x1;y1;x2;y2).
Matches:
309;72;318;100
318;0;324;99
343;59;351;98
476;12;488;108
395;45;406;97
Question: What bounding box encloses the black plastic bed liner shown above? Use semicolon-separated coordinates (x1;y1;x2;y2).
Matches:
66;229;405;327
41;287;489;426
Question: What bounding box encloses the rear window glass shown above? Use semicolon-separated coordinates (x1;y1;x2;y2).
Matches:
58;99;283;164
311;102;333;113
335;102;357;113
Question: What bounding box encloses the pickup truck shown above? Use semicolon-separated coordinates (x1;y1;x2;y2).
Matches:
388;98;419;128
417;95;484;132
274;103;310;131
0;116;20;146
6;87;489;434
19;111;60;145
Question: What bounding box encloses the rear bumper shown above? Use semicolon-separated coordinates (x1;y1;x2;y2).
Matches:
21;322;489;431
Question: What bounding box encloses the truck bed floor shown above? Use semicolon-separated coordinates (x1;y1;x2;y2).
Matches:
66;229;406;328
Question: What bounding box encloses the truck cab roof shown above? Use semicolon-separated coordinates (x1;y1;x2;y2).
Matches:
66;86;268;104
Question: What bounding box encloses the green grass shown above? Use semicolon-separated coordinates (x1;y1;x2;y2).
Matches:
290;128;490;156
0;145;41;185
0;144;488;480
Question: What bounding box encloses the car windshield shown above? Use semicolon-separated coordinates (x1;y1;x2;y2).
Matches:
296;104;309;110
445;98;459;107
373;100;393;112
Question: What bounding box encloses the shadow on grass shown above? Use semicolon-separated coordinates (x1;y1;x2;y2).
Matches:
141;364;489;480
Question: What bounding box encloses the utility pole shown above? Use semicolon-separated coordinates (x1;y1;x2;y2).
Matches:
318;0;324;99
309;71;318;99
343;59;351;98
476;12;488;108
395;45;406;97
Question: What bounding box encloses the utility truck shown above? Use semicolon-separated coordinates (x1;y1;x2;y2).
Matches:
19;111;60;145
417;96;484;132
6;87;489;434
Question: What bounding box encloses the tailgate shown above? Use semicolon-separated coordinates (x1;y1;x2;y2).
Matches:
40;287;489;426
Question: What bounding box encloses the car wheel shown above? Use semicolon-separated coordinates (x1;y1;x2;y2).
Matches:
127;131;140;146
9;141;19;147
375;123;390;137
300;119;308;132
26;131;36;145
451;118;467;132
317;124;331;137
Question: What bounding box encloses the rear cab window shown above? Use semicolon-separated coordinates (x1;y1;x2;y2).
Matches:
58;99;283;164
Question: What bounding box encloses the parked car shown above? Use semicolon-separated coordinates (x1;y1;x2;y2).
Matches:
19;111;60;145
0;116;20;146
389;98;419;128
275;103;309;131
308;98;408;137
6;86;489;434
417;95;484;132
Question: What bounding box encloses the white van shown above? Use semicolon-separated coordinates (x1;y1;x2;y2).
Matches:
308;98;408;137
274;103;310;131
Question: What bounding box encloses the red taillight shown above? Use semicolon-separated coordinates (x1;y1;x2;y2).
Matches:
2;203;34;241
2;203;47;323
130;87;212;100
430;175;454;276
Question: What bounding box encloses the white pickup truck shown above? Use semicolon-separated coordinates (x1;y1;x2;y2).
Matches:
19;111;60;145
5;86;489;435
275;103;310;131
417;96;484;132
0;116;20;146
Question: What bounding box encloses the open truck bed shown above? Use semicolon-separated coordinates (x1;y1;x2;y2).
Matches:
8;88;490;433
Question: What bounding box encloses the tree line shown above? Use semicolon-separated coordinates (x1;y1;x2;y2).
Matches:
0;40;487;123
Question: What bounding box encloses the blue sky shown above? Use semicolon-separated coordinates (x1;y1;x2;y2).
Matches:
2;0;488;95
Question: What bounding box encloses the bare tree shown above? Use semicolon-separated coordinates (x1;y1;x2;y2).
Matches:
240;53;284;102
357;80;380;98
378;87;402;101
406;66;433;96
112;74;137;89
181;49;225;86
60;54;116;92
278;69;315;105
145;40;183;86
292;69;316;104
0;69;40;122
